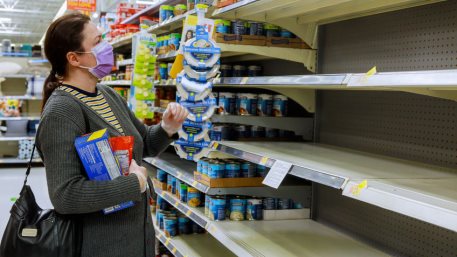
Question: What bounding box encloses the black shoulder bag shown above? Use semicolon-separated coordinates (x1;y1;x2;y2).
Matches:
0;146;81;257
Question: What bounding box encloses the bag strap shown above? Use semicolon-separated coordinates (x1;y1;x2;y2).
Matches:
22;144;36;187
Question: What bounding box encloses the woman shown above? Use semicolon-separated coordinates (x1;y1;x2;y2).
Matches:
36;13;188;257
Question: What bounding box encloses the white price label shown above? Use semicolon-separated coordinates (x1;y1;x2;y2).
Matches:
262;160;292;189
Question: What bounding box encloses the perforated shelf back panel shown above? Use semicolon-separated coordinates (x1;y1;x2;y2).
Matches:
318;90;457;170
319;1;457;73
315;184;457;257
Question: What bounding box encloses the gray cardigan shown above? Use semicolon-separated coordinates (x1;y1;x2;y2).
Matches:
36;85;172;257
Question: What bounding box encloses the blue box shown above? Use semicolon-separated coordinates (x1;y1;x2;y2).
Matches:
74;129;135;214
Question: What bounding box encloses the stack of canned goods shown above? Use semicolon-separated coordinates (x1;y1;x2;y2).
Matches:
204;195;264;221
197;158;269;179
213;91;288;117
209;124;296;141
214;19;296;39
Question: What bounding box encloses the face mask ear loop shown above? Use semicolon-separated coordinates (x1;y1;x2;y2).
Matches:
74;50;98;70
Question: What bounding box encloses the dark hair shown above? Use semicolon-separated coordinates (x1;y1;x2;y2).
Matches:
42;12;90;110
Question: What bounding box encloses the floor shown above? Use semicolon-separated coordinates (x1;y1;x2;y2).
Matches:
0;166;52;237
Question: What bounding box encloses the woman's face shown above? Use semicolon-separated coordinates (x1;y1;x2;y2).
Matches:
75;22;102;68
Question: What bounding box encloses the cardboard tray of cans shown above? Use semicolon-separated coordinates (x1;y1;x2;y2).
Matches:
155;181;168;191
214;33;266;46
266;37;311;49
194;171;264;188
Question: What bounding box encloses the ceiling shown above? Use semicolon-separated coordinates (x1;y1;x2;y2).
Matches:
0;0;65;45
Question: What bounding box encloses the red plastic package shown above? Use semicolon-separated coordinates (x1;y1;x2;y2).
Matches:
109;136;134;176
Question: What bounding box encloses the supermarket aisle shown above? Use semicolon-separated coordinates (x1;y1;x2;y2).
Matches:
0;167;52;237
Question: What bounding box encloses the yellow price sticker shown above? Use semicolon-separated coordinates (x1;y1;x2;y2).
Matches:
209;226;217;234
177;173;183;179
165;238;171;246
161;191;166;197
172;248;177;254
241;77;249;84
192;181;198;187
360;66;377;84
186;210;192;216
351;180;368;196
260;157;269;165
212;142;219;149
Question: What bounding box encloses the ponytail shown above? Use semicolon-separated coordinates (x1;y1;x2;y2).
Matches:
41;70;61;111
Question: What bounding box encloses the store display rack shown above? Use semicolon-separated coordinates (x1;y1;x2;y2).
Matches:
210;141;457;232
117;59;133;67
0;116;40;121
0;136;35;141
0;158;41;164
99;80;131;86
152;180;388;257
148;9;197;35
121;0;183;25
0;96;42;101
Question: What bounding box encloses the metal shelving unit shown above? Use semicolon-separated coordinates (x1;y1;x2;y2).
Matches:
148;9;197;35
0;116;40;121
0;158;41;164
117;59;133;67
0;136;35;141
0;74;33;79
210;141;457;232
0;96;42;100
157;51;178;61
110;34;136;48
153;182;388;257
121;0;183;25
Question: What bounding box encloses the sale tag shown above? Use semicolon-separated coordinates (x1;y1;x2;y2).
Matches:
351;180;368;196
260;157;269;165
262;160;292;189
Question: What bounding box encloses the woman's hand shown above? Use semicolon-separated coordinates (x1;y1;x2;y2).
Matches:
161;102;189;137
129;160;148;193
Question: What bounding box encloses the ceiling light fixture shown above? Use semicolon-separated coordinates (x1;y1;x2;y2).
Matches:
0;0;19;9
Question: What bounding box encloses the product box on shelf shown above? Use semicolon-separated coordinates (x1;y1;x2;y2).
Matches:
266;37;311;49
214;33;266;46
74;129;135;214
194;171;264;188
215;0;238;8
262;208;310;220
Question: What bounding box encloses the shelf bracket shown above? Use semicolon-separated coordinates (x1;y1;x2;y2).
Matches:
267;87;316;113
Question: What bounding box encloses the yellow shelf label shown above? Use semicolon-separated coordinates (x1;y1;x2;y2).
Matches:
172;248;177;254
351;180;368;196
192;181;198;187
260;157;269;165
186;210;192;216
165;238;171;246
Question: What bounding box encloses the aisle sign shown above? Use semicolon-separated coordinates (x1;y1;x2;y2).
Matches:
262;160;292;189
67;0;96;12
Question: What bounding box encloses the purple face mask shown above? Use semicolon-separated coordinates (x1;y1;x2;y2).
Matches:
77;41;114;79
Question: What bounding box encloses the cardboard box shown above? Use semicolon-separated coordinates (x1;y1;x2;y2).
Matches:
216;0;238;8
214;33;266;46
194;171;264;188
263;208;310;221
74;129;135;214
266;37;311;49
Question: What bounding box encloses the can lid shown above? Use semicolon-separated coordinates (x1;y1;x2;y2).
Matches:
248;65;262;70
233;65;246;70
274;94;288;100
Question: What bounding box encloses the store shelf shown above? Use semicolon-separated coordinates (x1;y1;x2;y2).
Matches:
219;43;316;70
99;80;131;86
153;182;388;257
0;158;42;164
148;10;197;35
121;0;183;25
117;59;133;67
211;115;313;138
0;74;32;79
0;95;42;100
0;116;40;121
0;136;35;141
155;79;177;87
110;34;135;48
158;51;178;61
152;211;235;257
211;141;457;232
152;107;166;113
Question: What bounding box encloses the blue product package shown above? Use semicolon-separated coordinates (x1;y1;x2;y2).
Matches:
74;129;134;214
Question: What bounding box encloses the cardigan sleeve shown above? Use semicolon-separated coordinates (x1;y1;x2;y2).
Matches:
36;110;143;215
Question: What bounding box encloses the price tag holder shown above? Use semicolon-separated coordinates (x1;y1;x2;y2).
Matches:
262;160;292;189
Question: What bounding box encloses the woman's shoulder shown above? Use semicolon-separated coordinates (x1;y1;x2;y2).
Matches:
42;90;85;120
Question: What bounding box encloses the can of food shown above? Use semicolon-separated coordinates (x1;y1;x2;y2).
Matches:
230;198;247;221
247;198;263;220
159;5;174;23
201;158;209;175
179;183;188;203
209;196;227;221
266;128;279;138
279;130;295;139
278;198;292;209
187;186;201;207
234;125;251;139
178;216;191;235
157;210;171;229
221;124;233;140
168;33;181;51
257;94;273;116
225;196;231;217
225;161;241;178
263;197;277;210
164;216;178;237
210;126;223;141
249;22;264;36
233;65;247;77
248;65;262;77
220;64;232;77
218;92;236;115
208;160;225;179
231;20;248;35
176;180;182;198
280;29;293;38
167;175;174;193
272;95;288;117
197;159;204;173
236;93;258;116
215;19;231;34
157;169;168;183
205;194;211;217
190;220;205;234
241;162;256;178
264;23;280;37
251;126;266;138
171;176;177;195
256;164;269;177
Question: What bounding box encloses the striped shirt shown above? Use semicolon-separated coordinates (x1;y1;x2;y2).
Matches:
59;84;125;135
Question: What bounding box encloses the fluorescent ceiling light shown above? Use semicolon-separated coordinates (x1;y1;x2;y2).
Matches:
39;0;67;45
0;17;11;23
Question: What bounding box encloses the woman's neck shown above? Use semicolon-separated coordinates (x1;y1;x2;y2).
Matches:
63;69;98;93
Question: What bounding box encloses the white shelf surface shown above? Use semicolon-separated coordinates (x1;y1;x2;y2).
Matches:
147;10;196;35
0;158;41;164
0;74;33;79
153;183;388;257
110;34;135;48
117;59;133;66
152;211;235;257
158;51;178;61
0;116;40;121
0;136;35;141
99;80;131;86
0;95;42;100
211;141;457;232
